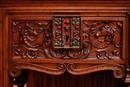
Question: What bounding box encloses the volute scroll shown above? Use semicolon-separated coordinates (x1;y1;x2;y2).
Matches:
9;63;126;79
9;63;67;77
67;63;125;79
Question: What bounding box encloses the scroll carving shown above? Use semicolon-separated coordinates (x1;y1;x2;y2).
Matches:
9;63;125;79
9;63;66;77
67;63;125;78
12;20;122;60
82;21;122;60
13;21;52;59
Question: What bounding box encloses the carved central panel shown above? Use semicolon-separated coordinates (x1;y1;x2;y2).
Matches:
12;18;122;60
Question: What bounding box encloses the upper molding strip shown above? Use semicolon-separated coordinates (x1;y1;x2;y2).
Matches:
1;1;130;7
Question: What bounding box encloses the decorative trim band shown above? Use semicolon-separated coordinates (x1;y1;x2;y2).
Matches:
9;63;125;78
67;63;125;78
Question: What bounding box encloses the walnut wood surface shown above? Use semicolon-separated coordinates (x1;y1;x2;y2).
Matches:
0;0;130;87
0;8;3;87
11;18;123;60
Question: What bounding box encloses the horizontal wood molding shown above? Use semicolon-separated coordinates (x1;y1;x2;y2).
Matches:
0;1;130;87
0;1;130;7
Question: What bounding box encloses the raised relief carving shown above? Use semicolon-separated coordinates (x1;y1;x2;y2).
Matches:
82;21;122;60
13;19;122;60
9;63;66;77
67;63;125;78
13;21;52;59
9;63;125;79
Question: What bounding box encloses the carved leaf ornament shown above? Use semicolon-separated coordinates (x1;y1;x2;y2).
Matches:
13;18;122;60
10;17;125;78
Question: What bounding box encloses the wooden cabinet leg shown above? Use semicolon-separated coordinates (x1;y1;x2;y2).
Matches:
13;70;30;87
18;86;24;87
125;65;130;86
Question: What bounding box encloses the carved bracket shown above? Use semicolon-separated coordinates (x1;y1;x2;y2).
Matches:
9;63;66;77
9;63;125;79
67;63;125;78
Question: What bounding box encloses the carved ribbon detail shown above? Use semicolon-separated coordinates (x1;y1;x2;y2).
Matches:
9;63;125;79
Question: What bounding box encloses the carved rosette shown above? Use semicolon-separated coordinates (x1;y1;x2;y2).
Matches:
9;63;66;77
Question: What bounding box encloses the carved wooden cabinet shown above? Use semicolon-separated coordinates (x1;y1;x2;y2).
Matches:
0;0;130;87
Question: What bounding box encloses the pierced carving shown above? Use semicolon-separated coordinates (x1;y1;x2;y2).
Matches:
67;63;125;78
9;63;66;77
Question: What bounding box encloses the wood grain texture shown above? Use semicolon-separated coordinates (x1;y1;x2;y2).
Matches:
0;8;3;87
0;0;130;87
0;1;130;7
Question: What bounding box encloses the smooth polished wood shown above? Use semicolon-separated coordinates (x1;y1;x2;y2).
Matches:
0;0;130;87
0;8;3;87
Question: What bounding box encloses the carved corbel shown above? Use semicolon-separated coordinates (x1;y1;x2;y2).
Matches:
9;63;66;77
67;63;125;79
